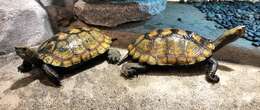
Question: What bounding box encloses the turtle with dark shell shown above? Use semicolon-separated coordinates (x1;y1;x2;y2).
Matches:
118;26;245;83
15;27;121;86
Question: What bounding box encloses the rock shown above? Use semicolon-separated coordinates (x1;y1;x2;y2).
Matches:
255;14;260;20
248;14;255;21
235;13;241;18
237;9;243;13
207;12;215;18
38;0;52;6
215;25;224;29
255;37;260;43
0;0;53;55
74;0;166;27
36;0;78;33
44;6;74;33
257;27;260;32
248;31;255;38
245;36;257;42
252;42;260;47
255;32;260;37
133;0;167;15
83;0;167;15
38;0;77;7
215;14;222;19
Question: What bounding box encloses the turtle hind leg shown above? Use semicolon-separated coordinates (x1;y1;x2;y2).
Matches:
107;48;121;64
18;60;33;73
42;64;61;86
206;57;220;83
121;62;148;78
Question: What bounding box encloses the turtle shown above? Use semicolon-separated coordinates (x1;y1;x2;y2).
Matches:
118;26;245;83
15;27;121;86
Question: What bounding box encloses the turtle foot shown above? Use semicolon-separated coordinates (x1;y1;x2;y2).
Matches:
206;73;220;83
107;49;121;64
18;64;32;73
121;63;147;78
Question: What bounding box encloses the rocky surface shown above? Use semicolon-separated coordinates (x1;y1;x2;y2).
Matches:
74;0;150;27
44;6;74;33
83;0;167;15
0;0;53;55
194;2;260;47
38;0;77;7
74;0;166;27
0;47;260;110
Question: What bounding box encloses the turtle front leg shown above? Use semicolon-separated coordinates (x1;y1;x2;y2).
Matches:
107;48;121;64
18;60;33;73
121;62;148;78
206;57;220;83
42;64;61;86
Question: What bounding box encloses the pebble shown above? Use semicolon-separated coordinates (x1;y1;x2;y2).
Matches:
215;14;222;19
252;43;260;47
255;32;260;37
248;31;255;37
194;2;260;47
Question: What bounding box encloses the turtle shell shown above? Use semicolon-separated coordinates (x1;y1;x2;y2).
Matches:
37;27;112;67
127;28;216;65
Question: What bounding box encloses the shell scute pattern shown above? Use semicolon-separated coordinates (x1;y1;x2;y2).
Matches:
38;27;111;67
128;28;215;65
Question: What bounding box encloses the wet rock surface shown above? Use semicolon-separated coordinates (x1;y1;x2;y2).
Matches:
0;0;53;55
194;2;260;47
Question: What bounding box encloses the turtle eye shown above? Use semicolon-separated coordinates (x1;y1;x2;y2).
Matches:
130;40;135;44
59;47;67;52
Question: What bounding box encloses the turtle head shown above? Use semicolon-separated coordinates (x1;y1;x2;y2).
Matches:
15;46;35;60
213;26;245;52
221;25;245;39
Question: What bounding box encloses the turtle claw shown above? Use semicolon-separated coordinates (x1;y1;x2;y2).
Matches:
206;73;220;83
18;65;32;73
121;68;138;78
107;49;121;64
206;58;220;83
121;63;147;78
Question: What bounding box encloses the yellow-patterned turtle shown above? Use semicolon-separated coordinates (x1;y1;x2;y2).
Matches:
15;27;121;86
119;26;245;83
